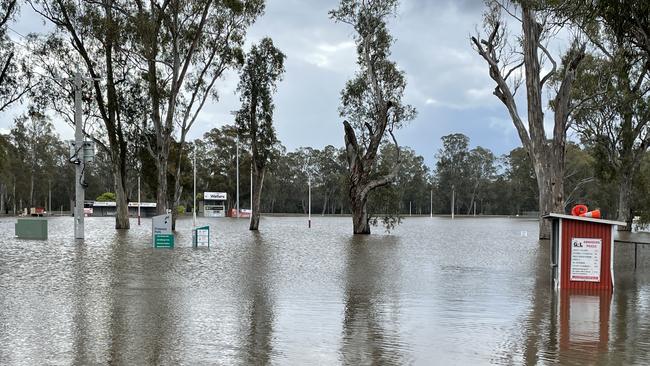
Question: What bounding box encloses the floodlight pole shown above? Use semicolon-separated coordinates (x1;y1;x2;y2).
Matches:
193;148;197;227
451;185;455;220
74;72;85;240
236;134;240;218
250;155;253;226
137;174;141;225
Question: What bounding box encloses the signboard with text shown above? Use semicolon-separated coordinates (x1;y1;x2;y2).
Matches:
570;238;602;282
204;192;227;200
152;214;172;248
193;226;210;247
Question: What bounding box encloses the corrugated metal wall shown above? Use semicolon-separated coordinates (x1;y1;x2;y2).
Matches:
561;220;613;291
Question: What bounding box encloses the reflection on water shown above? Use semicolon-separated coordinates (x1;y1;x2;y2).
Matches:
340;235;410;365
242;232;275;363
1;216;650;364
557;290;611;364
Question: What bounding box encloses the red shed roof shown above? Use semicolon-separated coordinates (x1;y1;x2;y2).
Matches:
543;213;625;226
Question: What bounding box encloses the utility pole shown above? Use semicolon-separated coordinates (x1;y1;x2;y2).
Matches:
193;148;197;227
73;72;85;240
409;201;412;216
236;134;240;218
137;174;141;225
451;185;455;220
430;189;433;218
306;156;312;228
69;71;99;239
250;156;253;226
48;180;51;214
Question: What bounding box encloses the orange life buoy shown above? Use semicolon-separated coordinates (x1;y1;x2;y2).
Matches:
571;205;588;216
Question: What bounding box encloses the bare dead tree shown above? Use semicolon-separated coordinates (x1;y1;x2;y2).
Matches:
471;1;585;239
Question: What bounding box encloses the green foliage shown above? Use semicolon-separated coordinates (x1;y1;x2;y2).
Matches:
236;37;286;169
177;205;186;215
331;0;416;145
434;134;497;215
95;192;116;202
193;125;250;209
0;109;72;213
0;0;31;112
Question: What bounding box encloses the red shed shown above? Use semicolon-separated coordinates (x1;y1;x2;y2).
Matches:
545;213;625;291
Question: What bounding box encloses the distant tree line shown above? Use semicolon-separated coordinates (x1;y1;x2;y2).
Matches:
4;116;650;226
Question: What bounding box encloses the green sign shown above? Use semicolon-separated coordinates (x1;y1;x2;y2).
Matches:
193;226;210;247
154;234;174;248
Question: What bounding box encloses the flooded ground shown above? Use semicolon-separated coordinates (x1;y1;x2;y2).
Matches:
1;216;649;365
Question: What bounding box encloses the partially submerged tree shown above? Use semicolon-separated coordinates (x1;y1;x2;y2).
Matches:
134;0;264;222
235;37;286;231
330;0;416;234
167;0;263;229
29;0;141;229
471;1;586;239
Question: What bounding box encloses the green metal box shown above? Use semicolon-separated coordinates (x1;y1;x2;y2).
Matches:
15;218;48;240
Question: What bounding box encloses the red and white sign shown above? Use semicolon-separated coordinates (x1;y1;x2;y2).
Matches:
570;238;602;282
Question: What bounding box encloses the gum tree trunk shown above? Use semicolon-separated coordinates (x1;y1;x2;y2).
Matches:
113;166;130;229
249;166;265;230
350;191;370;234
156;151;168;216
617;173;633;230
536;163;565;239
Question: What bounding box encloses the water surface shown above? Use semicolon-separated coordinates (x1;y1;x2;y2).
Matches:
1;216;649;365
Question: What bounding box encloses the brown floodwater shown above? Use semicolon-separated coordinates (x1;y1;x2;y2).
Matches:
1;216;649;365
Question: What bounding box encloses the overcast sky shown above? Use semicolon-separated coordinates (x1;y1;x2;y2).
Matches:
5;0;542;167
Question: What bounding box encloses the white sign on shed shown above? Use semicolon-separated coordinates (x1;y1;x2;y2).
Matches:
570;238;602;282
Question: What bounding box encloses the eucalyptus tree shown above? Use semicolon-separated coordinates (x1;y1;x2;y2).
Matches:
466;147;497;215
471;0;586;239
167;1;264;228
434;133;470;214
314;145;347;215
194;125;251;210
567;52;649;228
556;0;650;62
544;1;650;228
0;0;34;111
235;37;286;231
9;110;65;209
132;0;265;220
330;0;416;234
28;0;142;229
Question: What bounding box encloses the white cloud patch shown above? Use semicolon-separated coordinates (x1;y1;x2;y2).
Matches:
466;87;493;101
303;40;356;70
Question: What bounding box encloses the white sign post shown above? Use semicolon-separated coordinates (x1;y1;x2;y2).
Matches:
152;214;173;248
570;238;602;282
